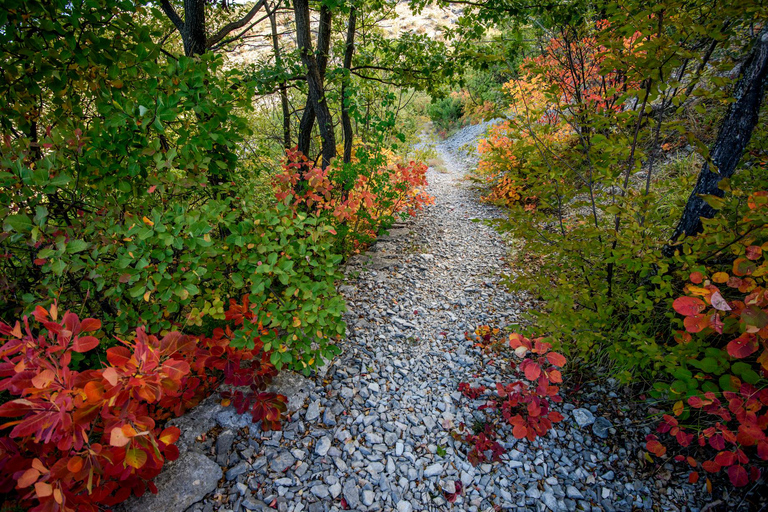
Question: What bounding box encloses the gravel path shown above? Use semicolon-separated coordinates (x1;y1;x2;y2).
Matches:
182;124;710;512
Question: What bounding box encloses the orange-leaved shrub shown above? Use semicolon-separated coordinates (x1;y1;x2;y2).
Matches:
0;300;285;512
273;148;433;251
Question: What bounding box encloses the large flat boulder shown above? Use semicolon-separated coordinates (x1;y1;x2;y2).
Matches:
119;452;221;512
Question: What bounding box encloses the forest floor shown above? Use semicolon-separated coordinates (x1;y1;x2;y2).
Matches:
131;124;727;512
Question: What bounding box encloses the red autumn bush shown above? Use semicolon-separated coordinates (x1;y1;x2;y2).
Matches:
0;300;285;512
646;191;768;488
273;148;433;249
456;330;565;465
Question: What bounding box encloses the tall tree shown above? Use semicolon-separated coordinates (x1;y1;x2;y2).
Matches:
297;2;333;160
668;28;768;246
341;5;357;163
294;0;337;167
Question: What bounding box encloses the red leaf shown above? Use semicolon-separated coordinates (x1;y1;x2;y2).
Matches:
689;271;704;284
745;245;762;261
80;318;101;332
673;296;706;316
546;352;566;367
684;314;710;333
689;471;700;484
164;444;180;461
520;359;541;380
512;424;527;439
73;335;100;353
106;346;131;367
714;451;736;467
728;465;749;487
757;441;768;461
727;334;758;359
702;460;721;473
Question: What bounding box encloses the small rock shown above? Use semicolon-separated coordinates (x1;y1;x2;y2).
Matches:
424;463;442;478
362;489;375;506
592;417;612;439
226;461;249;481
397;500;413;512
572;408;595;428
270;451;295;473
343;480;360;509
305;400;321;421
315;436;331;457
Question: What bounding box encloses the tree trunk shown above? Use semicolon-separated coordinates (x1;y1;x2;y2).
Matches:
667;29;768;248
295;0;336;167
297;2;333;160
183;0;207;56
269;7;291;149
341;6;357;163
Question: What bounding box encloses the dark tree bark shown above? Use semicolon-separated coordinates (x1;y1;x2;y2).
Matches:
297;3;332;158
268;5;291;149
341;6;357;163
294;0;336;167
160;0;267;56
667;29;768;248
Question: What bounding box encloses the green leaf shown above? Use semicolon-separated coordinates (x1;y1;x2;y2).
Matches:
3;214;33;233
66;240;89;254
50;260;67;275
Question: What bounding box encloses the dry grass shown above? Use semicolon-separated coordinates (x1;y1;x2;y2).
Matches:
427;156;449;174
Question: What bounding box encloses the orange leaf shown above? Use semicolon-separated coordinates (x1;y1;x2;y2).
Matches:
673;296;706;316
34;482;53;498
102;367;119;387
80;318;101;332
31;369;55;389
67;456;84;474
17;468;40;488
158;426;180;445
712;272;729;283
84;381;105;402
546;352;566;367
110;426;130;447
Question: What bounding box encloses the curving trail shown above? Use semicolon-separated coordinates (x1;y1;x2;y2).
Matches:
174;124;703;512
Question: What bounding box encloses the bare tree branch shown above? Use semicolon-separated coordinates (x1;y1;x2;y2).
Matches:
207;0;268;49
160;0;184;32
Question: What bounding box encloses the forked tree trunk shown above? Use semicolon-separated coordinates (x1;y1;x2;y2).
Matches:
297;3;333;160
667;29;768;249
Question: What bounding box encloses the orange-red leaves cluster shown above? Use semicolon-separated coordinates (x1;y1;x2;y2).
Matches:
0;300;286;512
274;149;433;247
655;214;768;488
457;331;566;464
